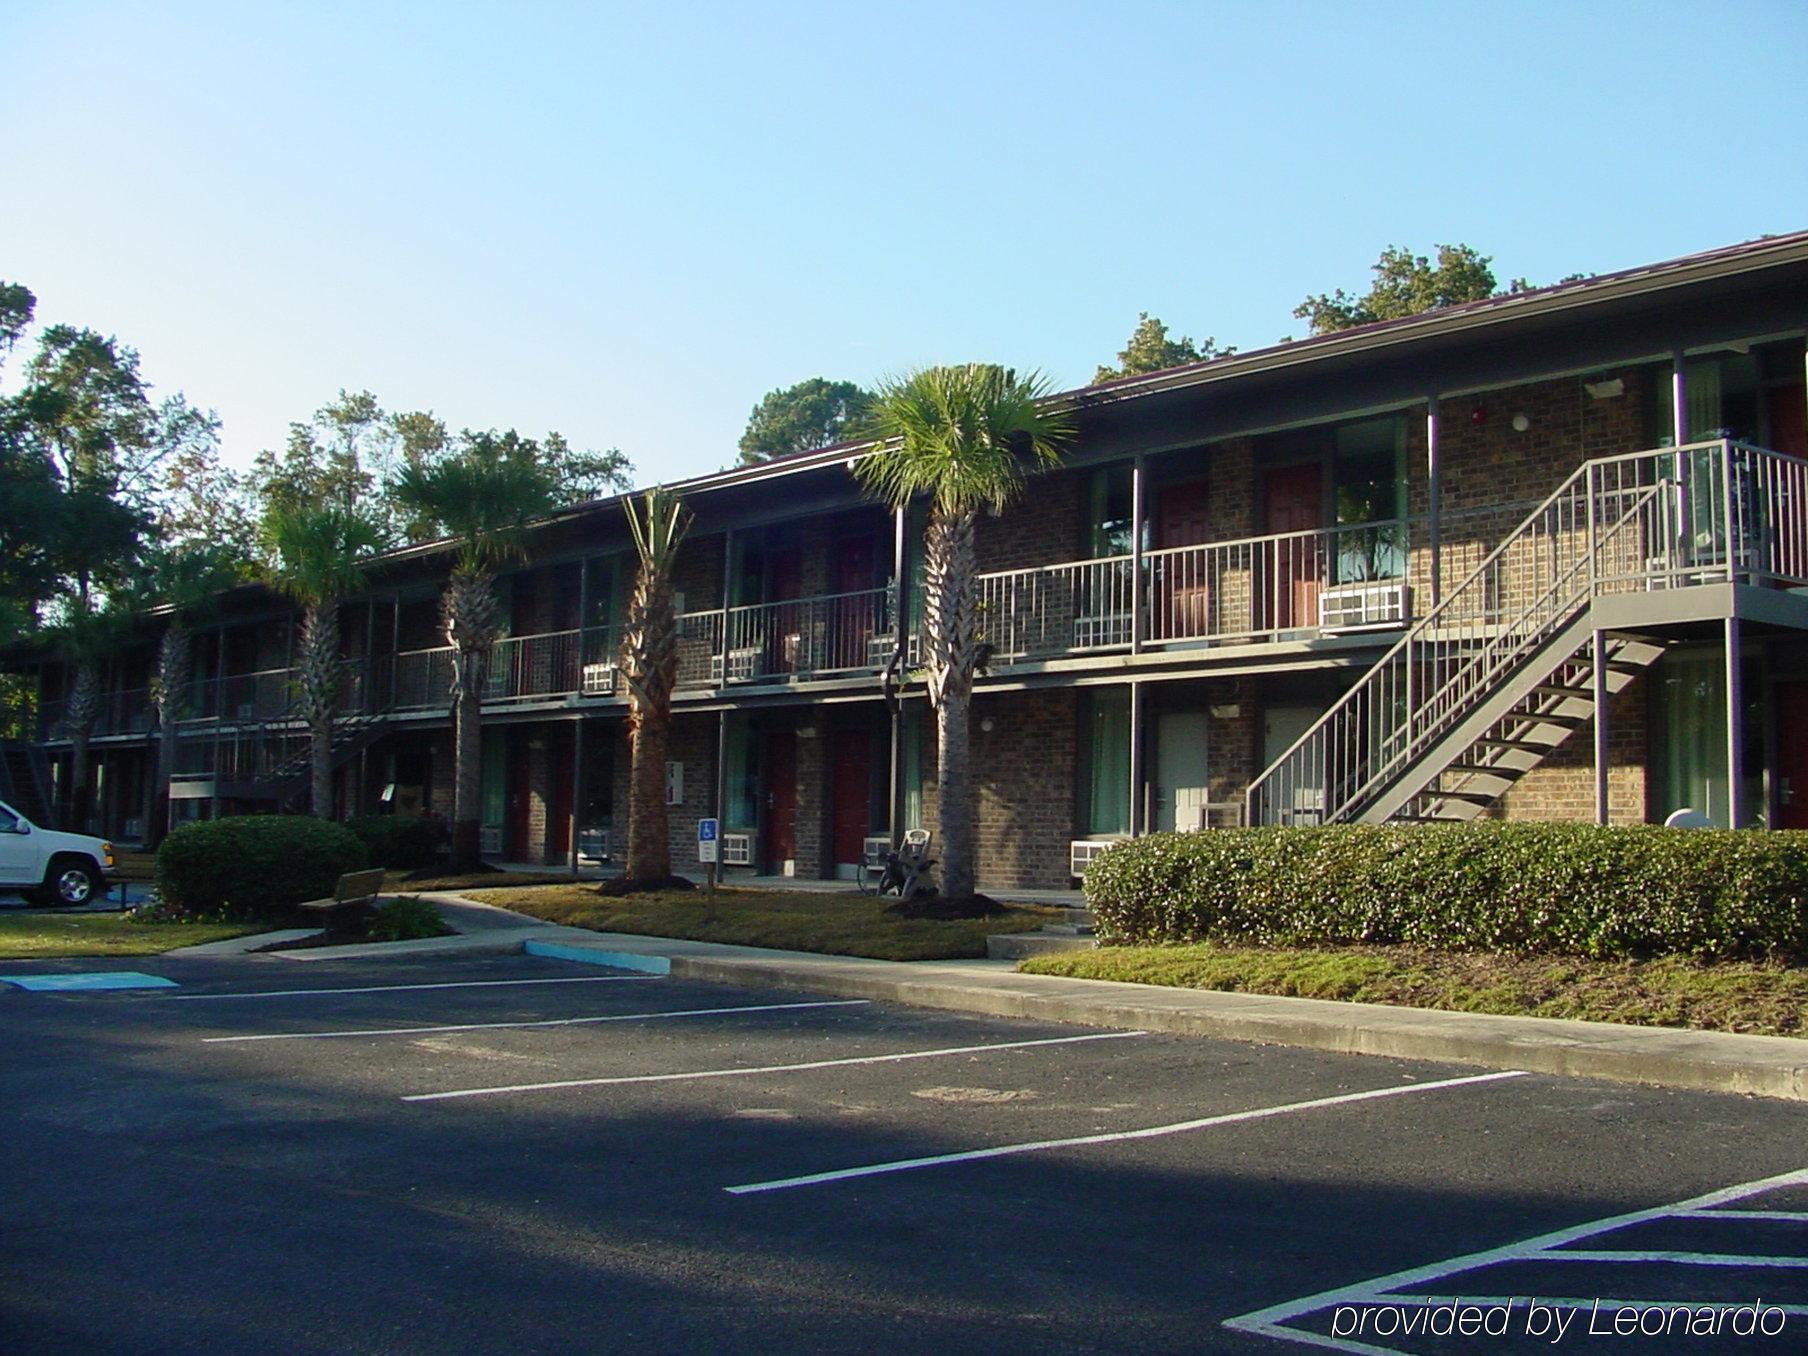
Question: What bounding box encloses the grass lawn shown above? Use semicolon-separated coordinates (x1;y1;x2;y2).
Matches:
463;884;1057;962
0;913;264;959
1020;943;1808;1038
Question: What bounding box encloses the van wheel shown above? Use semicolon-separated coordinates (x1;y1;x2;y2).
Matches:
45;857;100;907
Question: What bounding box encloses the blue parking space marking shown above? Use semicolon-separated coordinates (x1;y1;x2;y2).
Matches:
3;971;179;992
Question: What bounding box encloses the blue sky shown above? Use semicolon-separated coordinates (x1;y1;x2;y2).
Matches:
5;1;1807;487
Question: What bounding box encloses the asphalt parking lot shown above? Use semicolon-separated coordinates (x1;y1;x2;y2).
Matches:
2;950;1804;1354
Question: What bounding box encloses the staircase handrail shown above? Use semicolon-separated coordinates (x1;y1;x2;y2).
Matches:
1245;439;1748;826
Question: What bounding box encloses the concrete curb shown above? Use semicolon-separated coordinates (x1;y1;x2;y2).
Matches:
653;952;1808;1102
171;928;322;957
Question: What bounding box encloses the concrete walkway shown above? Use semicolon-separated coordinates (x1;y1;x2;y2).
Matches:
167;892;1808;1103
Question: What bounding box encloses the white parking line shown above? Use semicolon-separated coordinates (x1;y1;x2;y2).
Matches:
202;998;870;1043
1223;1165;1808;1355
725;1070;1528;1196
171;976;660;1001
402;1030;1145;1102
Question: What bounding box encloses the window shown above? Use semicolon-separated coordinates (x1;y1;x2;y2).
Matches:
724;717;760;828
1649;648;1764;828
1081;688;1131;837
1088;465;1135;558
1332;416;1406;581
901;705;925;833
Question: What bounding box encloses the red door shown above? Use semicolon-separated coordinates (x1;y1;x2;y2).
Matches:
545;726;573;862
1765;384;1807;459
1778;682;1808;829
767;550;804;675
831;728;874;869
1153;478;1212;639
1262;464;1324;630
832;537;878;669
763;731;797;871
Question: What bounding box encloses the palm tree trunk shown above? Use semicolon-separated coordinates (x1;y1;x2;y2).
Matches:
924;507;979;899
66;662;99;834
451;648;484;870
296;601;341;818
441;567;501;873
626;707;670;880
150;622;191;847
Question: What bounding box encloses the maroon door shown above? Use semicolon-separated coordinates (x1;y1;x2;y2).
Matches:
832;537;878;669
1262;464;1324;630
767;549;804;675
545;726;573;862
1153;478;1212;639
1765;384;1808;459
831;728;874;868
763;732;797;871
505;740;533;861
1779;682;1808;829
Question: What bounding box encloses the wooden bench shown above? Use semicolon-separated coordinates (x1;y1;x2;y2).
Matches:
297;868;388;931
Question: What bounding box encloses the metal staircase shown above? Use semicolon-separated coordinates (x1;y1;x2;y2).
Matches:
1248;439;1808;826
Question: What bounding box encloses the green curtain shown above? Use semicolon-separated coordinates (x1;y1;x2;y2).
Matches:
480;728;506;833
1085;688;1131;836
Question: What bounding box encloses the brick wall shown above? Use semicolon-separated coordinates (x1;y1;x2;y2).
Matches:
977;468;1088;572
912;689;1079;891
1498;679;1649;823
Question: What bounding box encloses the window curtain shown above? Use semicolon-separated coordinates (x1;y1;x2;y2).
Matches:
1085;688;1131;836
480;728;506;834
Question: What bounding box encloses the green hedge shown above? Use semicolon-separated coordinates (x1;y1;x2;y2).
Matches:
1084;824;1808;961
346;815;446;870
156;815;368;920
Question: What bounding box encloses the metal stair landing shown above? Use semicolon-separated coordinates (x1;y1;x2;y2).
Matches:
1387;631;1664;823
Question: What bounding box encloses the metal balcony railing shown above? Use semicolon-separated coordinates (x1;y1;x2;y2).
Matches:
723;586;895;683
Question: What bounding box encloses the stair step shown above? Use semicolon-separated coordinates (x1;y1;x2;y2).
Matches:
1533;683;1595;700
1444;763;1525;780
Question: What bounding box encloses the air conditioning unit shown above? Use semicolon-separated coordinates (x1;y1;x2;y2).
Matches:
1318;582;1409;631
867;634;926;669
480;825;503;855
578;828;610;863
581;662;616;696
726;647;761;682
721;832;753;867
1070;840;1118;877
122;817;143;841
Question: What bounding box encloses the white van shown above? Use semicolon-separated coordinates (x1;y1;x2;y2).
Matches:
0;799;120;906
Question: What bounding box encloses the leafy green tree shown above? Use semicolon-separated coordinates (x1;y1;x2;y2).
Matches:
389;432;565;869
854;365;1075;904
618;488;691;882
49;599;137;832
251;389;393;526
738;378;875;464
262;505;383;818
1094;314;1232;383
0;282;35;367
1294;244;1526;335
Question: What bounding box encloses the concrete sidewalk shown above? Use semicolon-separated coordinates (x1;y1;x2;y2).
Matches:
168;893;1808;1103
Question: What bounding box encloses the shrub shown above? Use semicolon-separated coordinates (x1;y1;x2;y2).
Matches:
346;814;446;870
156;815;368;920
366;895;453;942
1083;824;1808;962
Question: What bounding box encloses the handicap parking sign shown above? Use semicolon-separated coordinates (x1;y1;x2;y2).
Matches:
697;817;719;862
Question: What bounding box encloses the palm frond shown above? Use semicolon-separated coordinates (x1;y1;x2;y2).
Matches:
852;364;1075;516
623;487;692;571
389;434;562;571
260;504;383;606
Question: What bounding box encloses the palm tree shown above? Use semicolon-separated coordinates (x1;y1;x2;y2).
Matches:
262;505;382;819
146;545;246;845
855;365;1074;903
52;602;125;834
618;488;691;882
390;438;560;870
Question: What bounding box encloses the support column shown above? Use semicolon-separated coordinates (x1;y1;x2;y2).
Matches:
1726;615;1746;828
1128;681;1145;837
389;599;401;710
569;718;585;877
1592;630;1610;826
717;530;734;685
1672;349;1690;446
1426;397;1442;609
714;709;729;831
887;700;903;845
1130;456;1147;653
